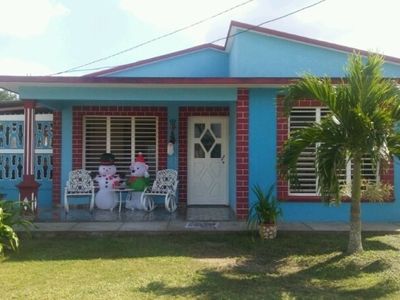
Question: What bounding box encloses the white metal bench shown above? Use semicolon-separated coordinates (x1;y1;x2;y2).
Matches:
64;169;95;213
140;169;178;212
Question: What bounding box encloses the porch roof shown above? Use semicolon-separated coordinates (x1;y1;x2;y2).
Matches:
0;75;338;94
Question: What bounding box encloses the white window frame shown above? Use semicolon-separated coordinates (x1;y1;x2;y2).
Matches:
288;107;379;196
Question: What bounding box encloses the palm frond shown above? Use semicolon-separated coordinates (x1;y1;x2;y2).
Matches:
283;75;338;115
279;124;325;183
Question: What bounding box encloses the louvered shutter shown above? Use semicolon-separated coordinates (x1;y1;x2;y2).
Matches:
289;108;318;194
288;107;379;196
83;116;158;178
84;117;107;173
350;156;378;183
133;117;157;178
110;117;132;176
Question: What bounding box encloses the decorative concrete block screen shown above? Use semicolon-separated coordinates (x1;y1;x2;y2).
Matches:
0;114;53;204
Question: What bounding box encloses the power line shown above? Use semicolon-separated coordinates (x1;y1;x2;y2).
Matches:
211;0;328;45
53;0;328;75
50;0;256;76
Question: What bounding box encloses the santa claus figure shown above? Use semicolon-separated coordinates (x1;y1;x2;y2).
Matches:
125;152;150;210
95;153;120;210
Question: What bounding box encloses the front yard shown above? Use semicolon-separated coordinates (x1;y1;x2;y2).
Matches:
1;232;400;299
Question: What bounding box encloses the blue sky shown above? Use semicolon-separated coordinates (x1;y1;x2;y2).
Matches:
0;0;399;76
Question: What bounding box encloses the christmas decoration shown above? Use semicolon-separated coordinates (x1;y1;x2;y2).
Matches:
94;153;120;210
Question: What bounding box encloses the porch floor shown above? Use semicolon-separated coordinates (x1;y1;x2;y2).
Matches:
20;206;400;234
34;205;237;223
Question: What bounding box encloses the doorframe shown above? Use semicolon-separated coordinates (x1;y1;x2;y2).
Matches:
187;116;229;206
178;107;230;205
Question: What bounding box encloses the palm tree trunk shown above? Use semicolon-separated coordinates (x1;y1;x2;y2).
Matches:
347;154;363;254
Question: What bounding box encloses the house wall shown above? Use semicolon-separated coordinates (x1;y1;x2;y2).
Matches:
102;48;229;77
47;86;238;207
20;87;236;102
14;26;400;220
229;30;400;77
247;88;400;222
248;88;277;210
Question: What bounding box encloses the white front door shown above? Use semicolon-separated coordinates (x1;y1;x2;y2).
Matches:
188;116;229;205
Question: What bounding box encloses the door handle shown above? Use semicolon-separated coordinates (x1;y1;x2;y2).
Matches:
221;155;225;164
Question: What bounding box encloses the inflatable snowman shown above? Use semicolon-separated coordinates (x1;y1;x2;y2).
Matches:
95;153;120;210
125;152;151;210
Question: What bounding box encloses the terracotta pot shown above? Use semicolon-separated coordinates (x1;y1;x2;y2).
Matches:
259;223;277;239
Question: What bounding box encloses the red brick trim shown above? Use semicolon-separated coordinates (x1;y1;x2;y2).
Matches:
72;106;167;171
52;111;61;205
276;97;395;202
236;88;249;220
178;106;230;206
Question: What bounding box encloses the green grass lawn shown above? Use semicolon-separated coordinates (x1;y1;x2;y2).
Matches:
1;232;400;299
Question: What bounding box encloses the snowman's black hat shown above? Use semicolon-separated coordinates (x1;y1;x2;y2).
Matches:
100;153;115;165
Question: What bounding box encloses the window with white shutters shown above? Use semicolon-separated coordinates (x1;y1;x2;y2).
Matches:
133;118;158;178
83;116;157;177
289;108;318;194
84;117;107;172
288;107;378;196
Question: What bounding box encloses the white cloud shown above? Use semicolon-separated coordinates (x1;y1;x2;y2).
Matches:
119;0;253;28
289;0;400;57
0;58;52;75
119;0;257;43
118;0;400;58
0;0;69;38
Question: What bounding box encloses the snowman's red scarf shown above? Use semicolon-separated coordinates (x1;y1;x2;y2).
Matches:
98;174;120;188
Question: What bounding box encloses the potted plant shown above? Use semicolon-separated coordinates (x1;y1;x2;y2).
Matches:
248;184;282;239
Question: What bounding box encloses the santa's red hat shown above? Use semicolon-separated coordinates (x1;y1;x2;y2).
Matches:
135;152;145;163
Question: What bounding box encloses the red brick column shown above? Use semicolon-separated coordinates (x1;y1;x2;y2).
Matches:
236;88;249;220
276;96;289;201
178;107;230;205
52;111;61;205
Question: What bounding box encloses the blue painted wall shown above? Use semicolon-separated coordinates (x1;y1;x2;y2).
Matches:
248;88;400;221
61;106;73;205
20;87;236;102
229;30;400;77
279;158;400;222
103;48;229;77
248;89;277;210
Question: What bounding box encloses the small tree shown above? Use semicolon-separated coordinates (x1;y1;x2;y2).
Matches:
0;89;18;101
279;53;400;254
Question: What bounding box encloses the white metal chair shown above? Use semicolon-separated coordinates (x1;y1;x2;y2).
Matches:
140;169;178;212
64;169;95;213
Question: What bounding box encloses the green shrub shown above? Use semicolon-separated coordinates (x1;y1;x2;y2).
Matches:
0;200;31;255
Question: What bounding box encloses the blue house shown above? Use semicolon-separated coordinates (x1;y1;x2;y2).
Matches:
1;21;400;221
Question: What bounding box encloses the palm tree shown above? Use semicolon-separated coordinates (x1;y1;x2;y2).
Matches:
279;54;400;254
